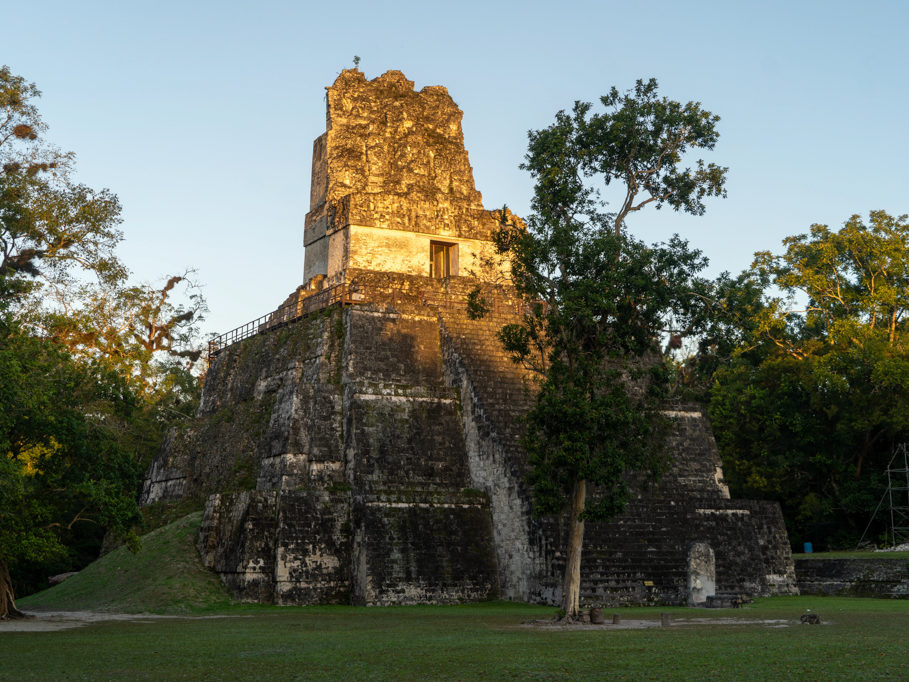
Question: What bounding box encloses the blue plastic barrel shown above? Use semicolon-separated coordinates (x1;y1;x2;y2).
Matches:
803;542;813;553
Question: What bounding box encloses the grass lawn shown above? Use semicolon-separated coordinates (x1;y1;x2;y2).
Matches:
7;514;909;679
4;597;908;680
18;512;232;614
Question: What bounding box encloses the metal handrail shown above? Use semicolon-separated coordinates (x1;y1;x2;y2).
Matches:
208;283;360;358
207;280;527;359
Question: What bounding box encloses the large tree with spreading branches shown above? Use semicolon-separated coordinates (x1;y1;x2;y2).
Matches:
0;67;206;618
476;78;727;619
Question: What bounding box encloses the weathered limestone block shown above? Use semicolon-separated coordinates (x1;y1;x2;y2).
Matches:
689;505;769;597
659;409;731;497
197;491;279;602
528;408;798;606
198;490;353;604
733;500;799;593
141;310;346;506
687;542;716;606
157;284;796;606
303;69;510;284
140;429;187;504
346;396;469;492
438;304;544;601
323;70;482;207
795;558;909;598
273;491;351;604
148;300;502;606
256;453;309;491
351;491;499;605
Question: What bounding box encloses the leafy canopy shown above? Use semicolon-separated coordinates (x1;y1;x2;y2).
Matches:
709;211;909;548
521;78;727;238
479;78;727;618
481;78;727;521
1;66;124;299
1;66;206;395
0;67;207;607
751;211;909;353
0;316;142;596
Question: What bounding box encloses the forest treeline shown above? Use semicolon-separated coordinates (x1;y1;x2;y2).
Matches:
701;209;909;550
0;67;205;615
1;67;907;616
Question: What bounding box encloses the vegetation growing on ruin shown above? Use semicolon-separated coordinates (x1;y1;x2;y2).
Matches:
19;513;232;614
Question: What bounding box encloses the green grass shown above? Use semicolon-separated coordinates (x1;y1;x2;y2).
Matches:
19;512;233;614
793;550;909;560
4;598;909;680
11;516;909;679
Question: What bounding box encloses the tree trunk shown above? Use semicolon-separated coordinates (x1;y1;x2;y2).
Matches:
560;479;587;620
0;560;25;620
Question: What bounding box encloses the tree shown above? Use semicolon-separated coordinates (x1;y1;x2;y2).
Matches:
0;67;207;617
1;66;206;390
1;65;206;453
0;318;142;619
1;66;125;300
709;211;909;548
567;77;726;236
478;79;727;619
29;272;207;396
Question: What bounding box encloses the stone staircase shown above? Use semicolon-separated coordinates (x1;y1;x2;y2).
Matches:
438;305;535;451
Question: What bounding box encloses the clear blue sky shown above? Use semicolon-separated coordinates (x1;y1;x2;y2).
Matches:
5;0;907;336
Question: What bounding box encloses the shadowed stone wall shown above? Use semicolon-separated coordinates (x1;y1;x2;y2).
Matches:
795;558;909;598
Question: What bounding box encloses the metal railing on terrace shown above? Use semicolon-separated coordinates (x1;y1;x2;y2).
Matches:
207;283;361;358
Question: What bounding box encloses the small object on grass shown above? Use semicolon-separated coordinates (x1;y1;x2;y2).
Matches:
612;613;621;625
661;613;671;627
800;612;821;625
48;572;78;586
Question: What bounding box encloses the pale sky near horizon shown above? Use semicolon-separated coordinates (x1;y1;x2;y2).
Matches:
4;0;907;337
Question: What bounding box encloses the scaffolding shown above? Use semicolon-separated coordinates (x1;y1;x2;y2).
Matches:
887;443;909;546
858;443;909;549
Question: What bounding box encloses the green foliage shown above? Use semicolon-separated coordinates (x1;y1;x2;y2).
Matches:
30;272;208;399
522;78;727;237
0;67;207;608
1;66;207;393
476;79;726;617
139;496;206;535
0;317;142;596
523;359;670;521
750;211;909;352
0;66;125;300
494;78;726;524
708;211;909;549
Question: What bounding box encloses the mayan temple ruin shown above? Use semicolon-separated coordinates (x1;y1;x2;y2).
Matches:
141;69;798;607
